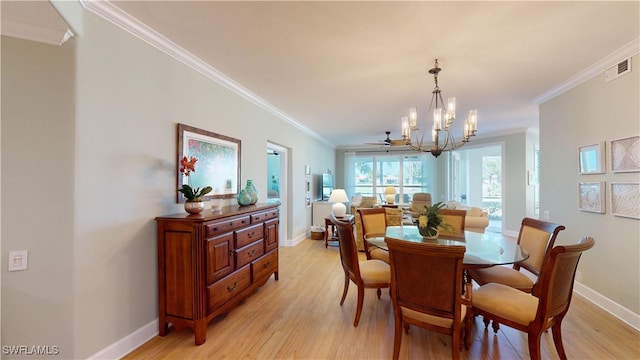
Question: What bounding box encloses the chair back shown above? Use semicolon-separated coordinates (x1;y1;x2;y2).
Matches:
516;217;565;275
534;236;595;321
330;214;361;280
385;237;465;321
439;209;466;237
359;207;387;238
410;193;432;214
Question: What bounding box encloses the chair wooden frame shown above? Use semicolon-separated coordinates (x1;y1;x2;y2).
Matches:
472;237;595;360
330;214;390;327
468;217;566;292
385;237;472;360
358;207;389;262
439;209;467;238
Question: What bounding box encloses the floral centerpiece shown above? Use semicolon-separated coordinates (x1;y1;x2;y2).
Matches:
179;156;212;213
417;201;452;238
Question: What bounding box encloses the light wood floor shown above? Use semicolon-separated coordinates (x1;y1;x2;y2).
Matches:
124;238;640;359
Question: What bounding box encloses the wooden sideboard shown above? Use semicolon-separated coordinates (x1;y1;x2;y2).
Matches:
155;203;279;345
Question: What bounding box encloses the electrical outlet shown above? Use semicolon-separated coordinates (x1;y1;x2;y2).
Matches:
575;270;583;282
8;250;28;271
543;210;550;220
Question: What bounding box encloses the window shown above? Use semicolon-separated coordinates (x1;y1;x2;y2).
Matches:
346;152;435;203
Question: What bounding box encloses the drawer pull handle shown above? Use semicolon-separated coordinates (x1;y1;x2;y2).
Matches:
227;281;238;292
213;227;219;232
263;261;271;268
248;249;256;257
248;231;254;238
229;222;233;226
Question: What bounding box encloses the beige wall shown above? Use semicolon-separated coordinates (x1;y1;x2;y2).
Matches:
540;54;640;314
1;3;334;358
1;36;76;359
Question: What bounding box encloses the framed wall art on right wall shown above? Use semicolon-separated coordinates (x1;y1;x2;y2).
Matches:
610;135;639;173
610;182;640;219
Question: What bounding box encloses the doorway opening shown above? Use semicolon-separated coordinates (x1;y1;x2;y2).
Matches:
450;144;503;233
267;142;288;246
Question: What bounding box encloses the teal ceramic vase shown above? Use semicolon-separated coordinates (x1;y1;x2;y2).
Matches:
237;189;252;206
245;180;259;205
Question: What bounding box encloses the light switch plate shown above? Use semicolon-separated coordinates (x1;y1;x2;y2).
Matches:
8;250;28;271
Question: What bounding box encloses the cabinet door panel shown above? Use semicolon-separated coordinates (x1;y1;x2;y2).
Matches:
207;233;234;284
264;219;279;252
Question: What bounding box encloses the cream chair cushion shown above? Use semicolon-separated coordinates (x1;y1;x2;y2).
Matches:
359;259;391;284
470;265;534;291
473;283;539;326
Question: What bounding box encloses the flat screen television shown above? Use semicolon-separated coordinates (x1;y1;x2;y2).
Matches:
321;173;334;201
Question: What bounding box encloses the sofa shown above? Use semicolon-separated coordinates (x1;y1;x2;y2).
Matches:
443;200;490;233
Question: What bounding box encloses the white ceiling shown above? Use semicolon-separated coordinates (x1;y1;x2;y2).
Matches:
4;1;640;149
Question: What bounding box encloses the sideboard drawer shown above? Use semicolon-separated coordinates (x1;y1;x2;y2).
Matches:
235;223;264;248
252;250;278;282
251;209;279;223
235;241;265;269
206;215;251;237
208;266;251;312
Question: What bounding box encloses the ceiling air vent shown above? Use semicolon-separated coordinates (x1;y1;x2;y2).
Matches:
605;58;632;82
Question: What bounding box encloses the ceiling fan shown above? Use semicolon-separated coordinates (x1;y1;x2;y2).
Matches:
366;131;409;147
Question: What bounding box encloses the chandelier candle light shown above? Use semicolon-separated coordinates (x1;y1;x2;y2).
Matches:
401;59;478;157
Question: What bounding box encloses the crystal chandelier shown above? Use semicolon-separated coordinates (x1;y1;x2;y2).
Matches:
401;59;478;157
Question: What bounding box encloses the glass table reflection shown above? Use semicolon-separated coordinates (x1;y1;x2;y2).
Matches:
365;226;529;267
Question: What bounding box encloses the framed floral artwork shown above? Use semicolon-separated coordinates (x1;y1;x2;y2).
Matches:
578;142;605;174
610;182;640;219
578;182;605;213
611;136;640;173
177;123;241;202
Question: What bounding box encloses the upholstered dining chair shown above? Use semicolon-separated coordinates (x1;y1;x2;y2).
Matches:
385;237;472;360
330;214;390;327
359;207;390;263
472;237;595;360
438;209;467;238
468;217;565;293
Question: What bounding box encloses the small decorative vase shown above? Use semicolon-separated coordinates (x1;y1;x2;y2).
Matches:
245;179;259;205
237;189;252;206
184;201;205;214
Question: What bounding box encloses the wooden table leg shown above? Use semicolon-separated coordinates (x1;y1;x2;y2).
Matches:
325;218;331;248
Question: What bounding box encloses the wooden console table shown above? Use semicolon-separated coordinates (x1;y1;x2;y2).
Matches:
155;203;279;345
324;215;355;248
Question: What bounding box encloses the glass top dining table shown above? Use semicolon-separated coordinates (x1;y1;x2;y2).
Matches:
365;226;529;267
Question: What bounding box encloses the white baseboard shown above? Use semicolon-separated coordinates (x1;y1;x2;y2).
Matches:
286;232;307;247
573;281;640;331
87;319;158;359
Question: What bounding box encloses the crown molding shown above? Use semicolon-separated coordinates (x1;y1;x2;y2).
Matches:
533;38;640;104
1;10;74;45
79;0;333;147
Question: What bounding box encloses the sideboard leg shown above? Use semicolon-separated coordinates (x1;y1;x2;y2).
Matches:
194;319;207;345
